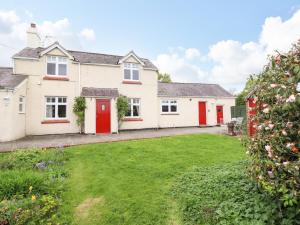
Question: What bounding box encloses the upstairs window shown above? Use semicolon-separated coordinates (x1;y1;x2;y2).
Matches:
124;63;139;81
18;96;25;113
45;96;67;119
161;100;177;113
125;98;140;117
47;56;67;76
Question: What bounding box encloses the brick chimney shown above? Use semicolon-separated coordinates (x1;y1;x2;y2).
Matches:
26;23;41;48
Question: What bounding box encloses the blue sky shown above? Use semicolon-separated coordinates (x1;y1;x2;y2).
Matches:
1;0;300;91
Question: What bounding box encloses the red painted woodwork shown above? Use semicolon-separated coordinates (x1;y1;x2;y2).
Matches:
247;98;256;136
216;105;224;125
123;118;143;121
41;120;70;124
96;99;111;133
43;76;69;81
198;101;207;125
122;81;142;85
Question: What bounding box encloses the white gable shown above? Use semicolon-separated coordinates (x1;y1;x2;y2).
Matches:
118;51;145;66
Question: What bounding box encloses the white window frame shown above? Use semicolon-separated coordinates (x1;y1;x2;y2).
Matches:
123;63;140;81
46;56;67;76
18;96;25;114
126;98;141;117
161;100;178;113
45;96;67;120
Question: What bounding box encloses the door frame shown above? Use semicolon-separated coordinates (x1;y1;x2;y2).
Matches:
198;101;207;126
95;99;111;134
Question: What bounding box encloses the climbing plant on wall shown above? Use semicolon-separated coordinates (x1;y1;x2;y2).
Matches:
116;95;129;130
73;96;87;133
247;41;300;219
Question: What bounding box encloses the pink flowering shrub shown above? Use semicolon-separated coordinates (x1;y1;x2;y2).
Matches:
247;41;300;213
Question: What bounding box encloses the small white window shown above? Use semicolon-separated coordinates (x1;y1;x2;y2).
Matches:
125;98;140;117
161;100;177;113
124;63;140;81
45;96;67;119
47;56;67;76
18;96;25;113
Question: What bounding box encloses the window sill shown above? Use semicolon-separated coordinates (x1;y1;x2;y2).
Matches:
122;81;142;85
41;120;70;124
160;113;179;115
123;118;143;122
43;76;69;81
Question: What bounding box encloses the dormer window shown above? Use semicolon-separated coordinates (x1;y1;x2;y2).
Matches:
47;56;67;76
124;63;139;81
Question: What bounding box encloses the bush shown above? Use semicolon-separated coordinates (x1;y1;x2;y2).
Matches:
171;162;298;225
247;41;300;215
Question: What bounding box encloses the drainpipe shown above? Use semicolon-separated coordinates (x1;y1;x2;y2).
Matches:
78;62;81;96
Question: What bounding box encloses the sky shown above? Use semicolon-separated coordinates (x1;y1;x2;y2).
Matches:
1;0;300;92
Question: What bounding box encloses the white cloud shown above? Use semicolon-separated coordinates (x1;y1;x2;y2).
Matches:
154;48;207;83
0;10;19;33
0;10;97;66
185;48;201;60
79;28;96;41
154;9;300;91
259;10;300;54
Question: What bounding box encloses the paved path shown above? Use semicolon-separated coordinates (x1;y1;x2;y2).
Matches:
0;126;226;152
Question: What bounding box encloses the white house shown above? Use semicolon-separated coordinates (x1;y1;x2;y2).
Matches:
0;23;235;142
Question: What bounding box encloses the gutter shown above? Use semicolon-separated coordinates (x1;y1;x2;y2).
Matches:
78;62;81;96
157;95;236;99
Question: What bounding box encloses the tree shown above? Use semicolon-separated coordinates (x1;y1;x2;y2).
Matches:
235;75;258;106
116;96;129;130
247;42;300;219
158;72;172;83
73;97;87;133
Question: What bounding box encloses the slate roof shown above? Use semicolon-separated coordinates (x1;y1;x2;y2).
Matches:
0;67;27;89
158;82;234;98
81;87;119;97
14;47;157;70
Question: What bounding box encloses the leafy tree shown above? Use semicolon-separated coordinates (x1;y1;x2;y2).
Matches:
116;96;129;130
158;72;172;83
235;75;258;106
73;97;86;133
247;42;300;220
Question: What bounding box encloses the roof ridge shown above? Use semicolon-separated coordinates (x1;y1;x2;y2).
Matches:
159;81;218;85
67;49;149;61
68;49;123;58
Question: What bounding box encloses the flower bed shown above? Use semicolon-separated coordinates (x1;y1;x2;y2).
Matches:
0;149;69;225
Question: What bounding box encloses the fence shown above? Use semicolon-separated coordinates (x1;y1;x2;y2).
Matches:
231;105;246;120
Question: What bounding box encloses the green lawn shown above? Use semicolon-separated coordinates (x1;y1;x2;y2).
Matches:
60;134;245;225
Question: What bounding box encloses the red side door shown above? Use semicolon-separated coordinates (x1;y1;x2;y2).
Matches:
216;105;223;125
96;99;111;133
198;102;207;125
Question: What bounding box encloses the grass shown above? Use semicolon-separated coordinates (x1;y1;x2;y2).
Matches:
59;134;245;225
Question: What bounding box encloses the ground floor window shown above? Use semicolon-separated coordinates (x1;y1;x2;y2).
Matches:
18;96;25;113
45;96;67;119
126;98;140;117
161;100;177;113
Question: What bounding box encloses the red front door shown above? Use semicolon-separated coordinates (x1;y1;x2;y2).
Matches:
216;105;223;125
96;99;111;133
198;102;207;125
